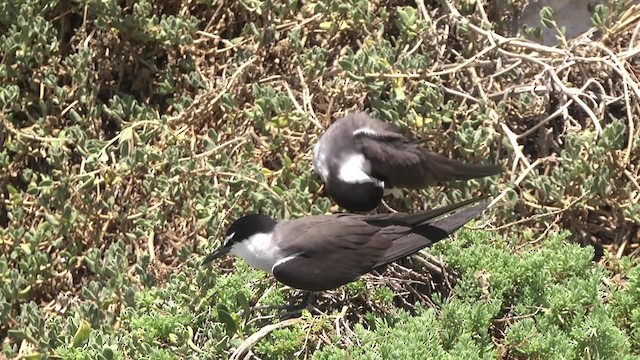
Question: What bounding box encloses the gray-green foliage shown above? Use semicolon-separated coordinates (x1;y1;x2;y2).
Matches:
2;0;640;358
316;231;638;359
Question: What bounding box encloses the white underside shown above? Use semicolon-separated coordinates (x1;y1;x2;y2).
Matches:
230;232;285;273
345;127;384;187
313;126;384;188
338;154;384;188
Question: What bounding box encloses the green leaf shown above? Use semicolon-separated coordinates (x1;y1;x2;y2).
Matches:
338;59;353;71
392;87;406;101
119;127;134;144
102;346;115;360
80;176;96;190
69;109;83;123
540;7;555;28
457;20;470;36
6;184;18;196
236;291;251;322
319;21;333;30
18;285;31;298
346;71;365;81
590;4;609;27
272;186;284;196
72;320;92;347
217;304;237;334
44;213;59;226
8;329;28;341
283;154;292;168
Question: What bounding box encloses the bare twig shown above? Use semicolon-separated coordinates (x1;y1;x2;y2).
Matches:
231;318;303;360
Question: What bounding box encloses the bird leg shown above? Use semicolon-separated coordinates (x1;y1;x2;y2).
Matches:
300;291;320;307
279;291;321;319
252;291;321;319
287;290;320;311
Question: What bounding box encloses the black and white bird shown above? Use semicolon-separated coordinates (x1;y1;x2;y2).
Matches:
313;112;503;212
201;197;489;292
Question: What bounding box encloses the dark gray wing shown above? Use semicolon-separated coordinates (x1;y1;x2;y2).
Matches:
353;118;503;188
271;216;397;291
361;196;486;227
373;199;489;267
271;198;490;291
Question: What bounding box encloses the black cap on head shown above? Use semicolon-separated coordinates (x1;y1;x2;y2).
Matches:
223;214;277;246
201;214;277;266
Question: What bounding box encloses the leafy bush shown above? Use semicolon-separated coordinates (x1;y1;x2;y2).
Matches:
2;0;640;358
317;230;638;359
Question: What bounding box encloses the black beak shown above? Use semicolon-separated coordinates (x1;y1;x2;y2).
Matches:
201;245;232;266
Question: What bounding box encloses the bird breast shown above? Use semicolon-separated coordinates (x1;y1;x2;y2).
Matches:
230;233;286;273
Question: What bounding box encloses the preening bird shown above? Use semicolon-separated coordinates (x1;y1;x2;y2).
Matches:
202;197;490;292
312;112;503;212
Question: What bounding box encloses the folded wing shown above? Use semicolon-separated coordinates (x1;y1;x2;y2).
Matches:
354;128;503;188
272;198;490;291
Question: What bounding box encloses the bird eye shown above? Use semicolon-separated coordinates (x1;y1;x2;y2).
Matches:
224;232;236;245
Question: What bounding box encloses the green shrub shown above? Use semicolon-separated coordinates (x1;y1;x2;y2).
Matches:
316;230;637;358
2;0;640;358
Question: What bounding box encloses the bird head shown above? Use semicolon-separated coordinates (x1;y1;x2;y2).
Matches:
201;214;277;265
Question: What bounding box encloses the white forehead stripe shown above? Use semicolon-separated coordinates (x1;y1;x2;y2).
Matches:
224;232;235;245
353;127;377;137
338;154;384;187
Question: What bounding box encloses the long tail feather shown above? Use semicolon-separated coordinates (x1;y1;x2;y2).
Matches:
374;199;490;267
420;152;503;183
365;196;488;227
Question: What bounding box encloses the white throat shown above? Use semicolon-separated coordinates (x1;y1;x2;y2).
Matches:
338;154;384;188
230;233;285;273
